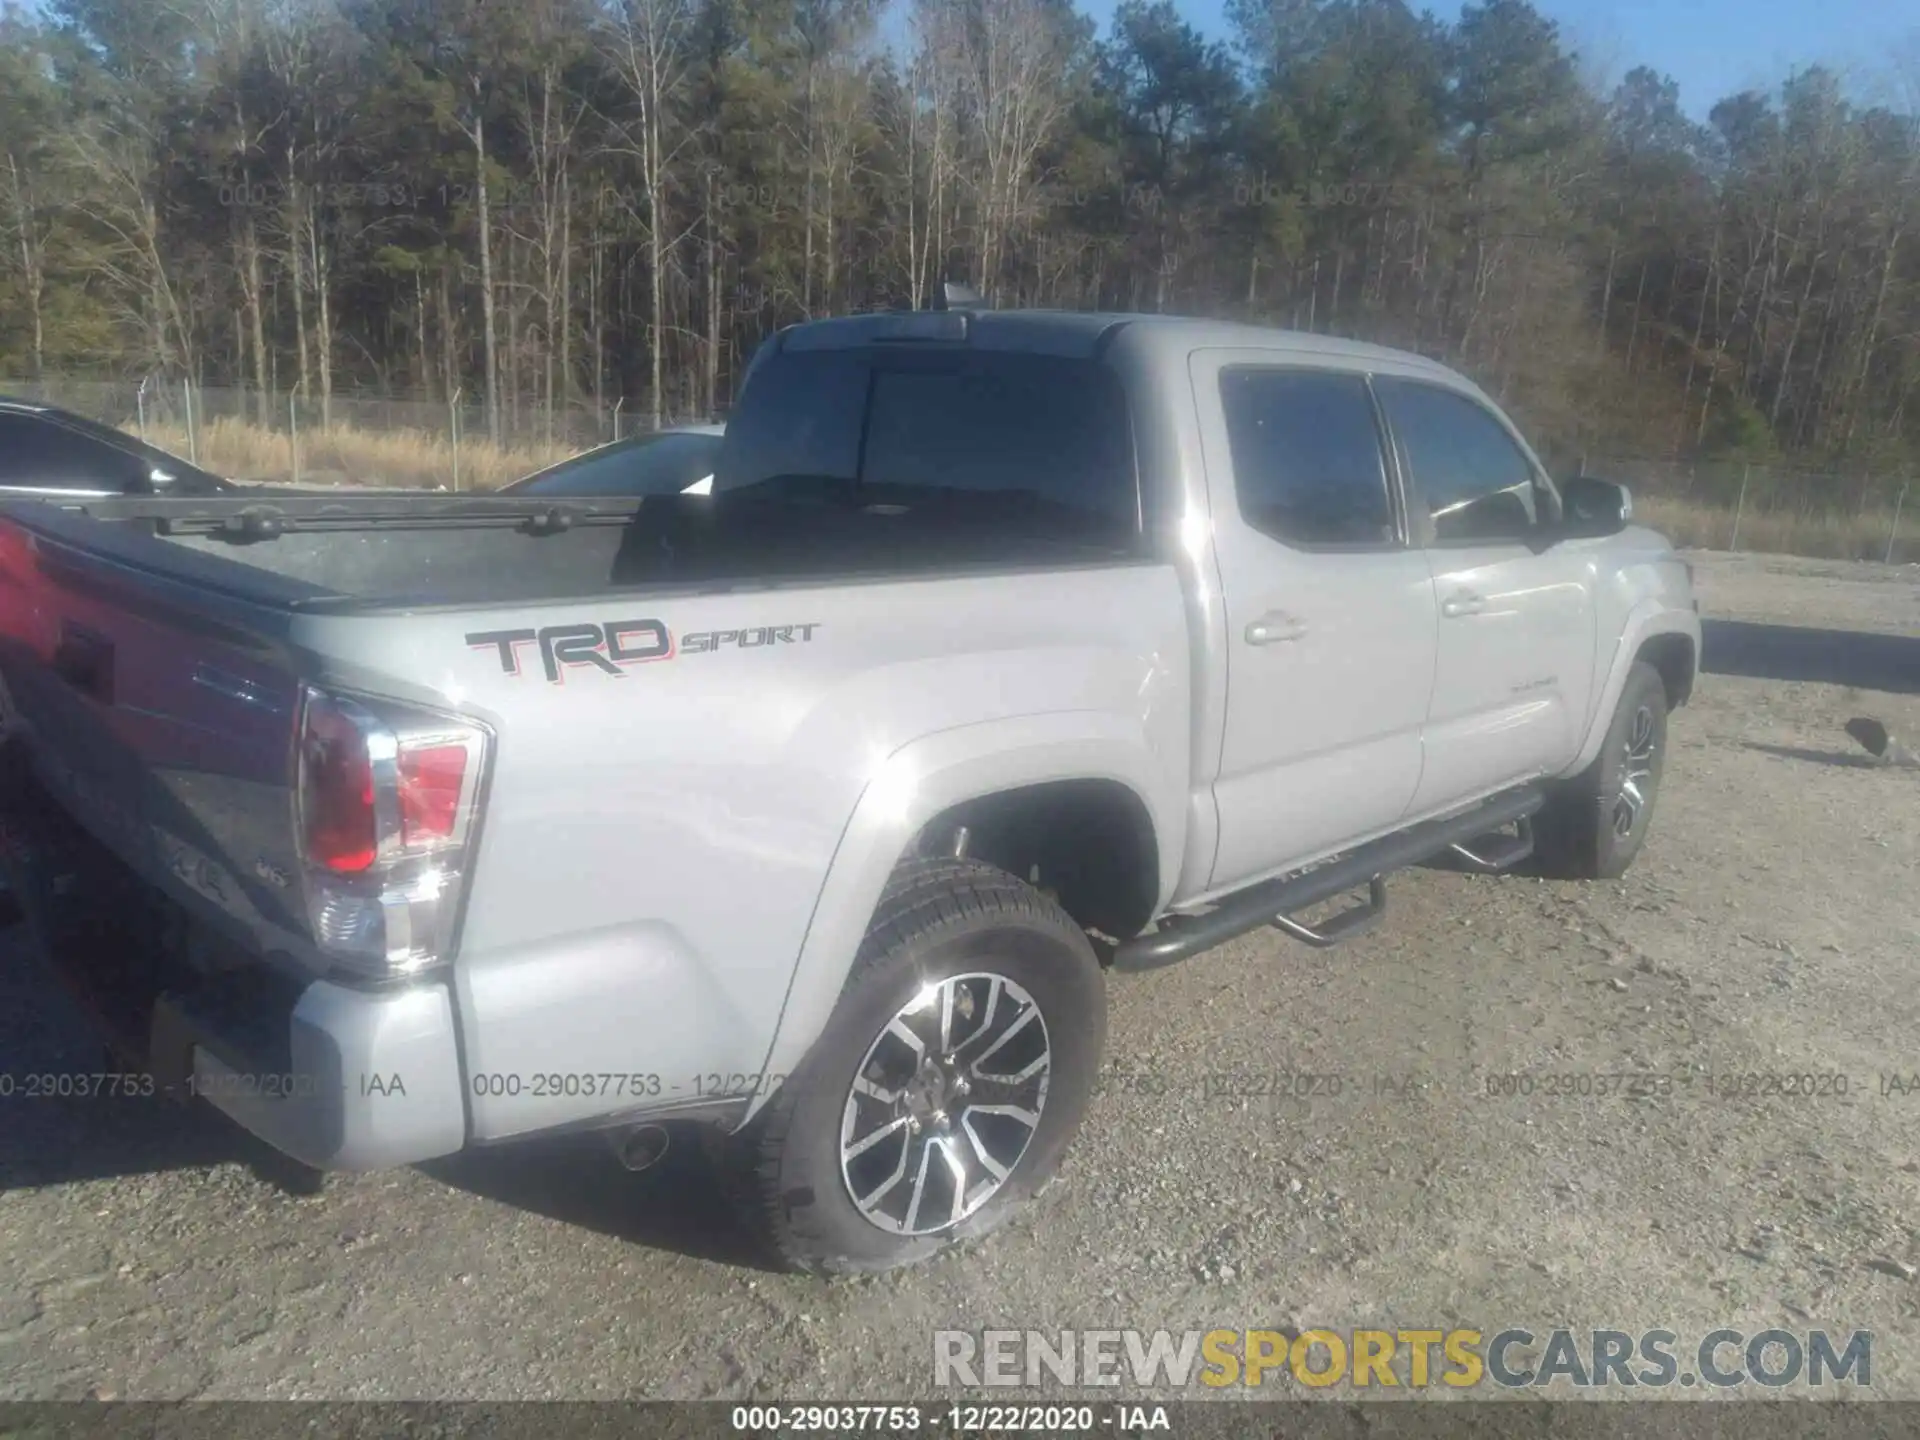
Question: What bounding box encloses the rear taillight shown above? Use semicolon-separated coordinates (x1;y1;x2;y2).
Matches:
295;686;490;977
301;693;377;872
398;743;469;847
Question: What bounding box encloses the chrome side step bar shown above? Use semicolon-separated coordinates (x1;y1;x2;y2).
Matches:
1111;785;1545;973
1447;816;1535;874
1269;875;1388;949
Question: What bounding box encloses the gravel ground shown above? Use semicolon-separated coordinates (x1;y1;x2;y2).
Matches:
1;548;1917;1402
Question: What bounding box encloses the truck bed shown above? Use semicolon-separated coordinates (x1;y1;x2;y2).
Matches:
15;490;1148;612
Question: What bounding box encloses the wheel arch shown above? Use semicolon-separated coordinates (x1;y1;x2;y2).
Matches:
1637;630;1697;710
747;713;1179;1115
1562;604;1700;778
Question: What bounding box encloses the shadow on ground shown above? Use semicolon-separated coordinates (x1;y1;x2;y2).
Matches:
423;1131;773;1271
1741;741;1891;770
0;924;767;1269
0;926;245;1189
1701;619;1920;694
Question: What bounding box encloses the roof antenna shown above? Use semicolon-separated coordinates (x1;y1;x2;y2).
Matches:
932;281;985;311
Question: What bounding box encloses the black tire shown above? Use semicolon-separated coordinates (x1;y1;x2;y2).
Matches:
1534;660;1669;880
716;856;1107;1276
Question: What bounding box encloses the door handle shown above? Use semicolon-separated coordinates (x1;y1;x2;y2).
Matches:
1245;611;1308;645
1440;592;1487;619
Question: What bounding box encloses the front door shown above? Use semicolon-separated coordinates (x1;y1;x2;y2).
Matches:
1372;377;1597;816
1192;353;1439;893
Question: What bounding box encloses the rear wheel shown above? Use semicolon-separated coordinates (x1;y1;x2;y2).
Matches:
716;857;1106;1275
1534;661;1669;880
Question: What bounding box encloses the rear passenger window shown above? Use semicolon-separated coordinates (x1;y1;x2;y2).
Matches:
1375;379;1544;543
1218;369;1395;547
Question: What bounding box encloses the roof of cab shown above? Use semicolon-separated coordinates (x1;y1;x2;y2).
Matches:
772;307;1462;379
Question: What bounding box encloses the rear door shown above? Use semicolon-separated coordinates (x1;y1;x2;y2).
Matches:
1192;353;1438;891
1373;377;1596;815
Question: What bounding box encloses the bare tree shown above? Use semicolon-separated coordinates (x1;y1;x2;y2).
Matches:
604;0;697;430
941;0;1077;295
1;150;49;382
64;118;195;378
511;9;589;443
814;53;874;316
196;0;282;424
901;1;963;306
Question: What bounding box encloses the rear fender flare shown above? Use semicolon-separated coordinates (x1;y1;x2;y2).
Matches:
747;712;1177;1116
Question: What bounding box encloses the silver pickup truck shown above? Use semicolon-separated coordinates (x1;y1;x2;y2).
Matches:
0;307;1699;1275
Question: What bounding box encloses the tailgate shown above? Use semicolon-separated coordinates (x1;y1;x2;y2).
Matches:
0;519;310;965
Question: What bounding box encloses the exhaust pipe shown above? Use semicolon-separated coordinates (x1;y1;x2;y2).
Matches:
610;1123;670;1173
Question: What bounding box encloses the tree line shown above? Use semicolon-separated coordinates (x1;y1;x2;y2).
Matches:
1;0;1917;475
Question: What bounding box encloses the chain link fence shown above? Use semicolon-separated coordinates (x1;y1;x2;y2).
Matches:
4;376;1915;560
2;375;706;492
1571;455;1913;565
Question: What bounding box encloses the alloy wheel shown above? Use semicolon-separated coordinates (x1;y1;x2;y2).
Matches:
1612;704;1658;839
839;972;1051;1236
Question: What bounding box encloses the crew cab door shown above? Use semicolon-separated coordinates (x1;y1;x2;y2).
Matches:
1191;353;1438;892
1372;377;1597;815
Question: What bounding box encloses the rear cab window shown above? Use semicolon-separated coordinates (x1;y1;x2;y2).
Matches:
713;346;1142;559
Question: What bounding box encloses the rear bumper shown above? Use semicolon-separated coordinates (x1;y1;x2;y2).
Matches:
161;978;467;1171
0;763;467;1171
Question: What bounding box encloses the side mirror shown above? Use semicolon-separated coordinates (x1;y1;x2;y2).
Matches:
1557;476;1632;538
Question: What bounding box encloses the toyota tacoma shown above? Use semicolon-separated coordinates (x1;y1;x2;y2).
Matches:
0;306;1699;1274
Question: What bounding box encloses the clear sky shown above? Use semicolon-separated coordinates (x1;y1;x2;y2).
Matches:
1079;0;1920;119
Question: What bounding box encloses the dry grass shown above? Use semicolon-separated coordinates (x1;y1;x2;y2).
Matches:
128;415;1915;564
143;417;574;492
1635;495;1914;565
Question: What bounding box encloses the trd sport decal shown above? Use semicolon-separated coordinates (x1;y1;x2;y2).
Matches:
466;619;820;683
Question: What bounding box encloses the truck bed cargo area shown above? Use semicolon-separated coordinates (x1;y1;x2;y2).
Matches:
12;491;1145;614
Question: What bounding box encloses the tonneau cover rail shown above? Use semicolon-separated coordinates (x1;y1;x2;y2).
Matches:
29;493;648;542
